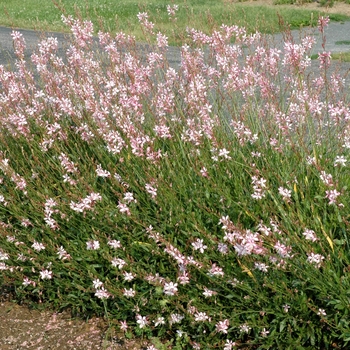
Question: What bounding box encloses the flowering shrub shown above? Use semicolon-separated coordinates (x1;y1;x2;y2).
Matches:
0;10;350;349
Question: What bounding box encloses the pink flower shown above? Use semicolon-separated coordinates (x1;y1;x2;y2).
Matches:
278;187;291;201
156;32;168;48
117;202;131;215
325;189;340;205
208;263;224;277
167;4;179;19
145;183;157;199
216;319;229;334
96;164;110;178
191;238;207;253
307;252;325;268
120;320;128;331
111;258;127;269
86;240;100;250
274;241;292;258
302;229;318;242
317;16;329;32
32;241;45;252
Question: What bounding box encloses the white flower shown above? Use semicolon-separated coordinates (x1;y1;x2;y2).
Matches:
176;330;184;337
40;269;53;280
111;257;126;269
120;320;128;331
23;277;34;286
194;312;210;322
145;183;157;198
307;252;325;268
96;164;110;177
108;240;121;249
86;240;100;250
136;315;149;329
93;279;103;289
169;313;184;325
0;251;9;261
123;271;135;281
32;241;45;252
154;316;165;327
208;263;224;277
260;328;270;337
163;282;178;296
146;345;158;350
57;246;70;260
123;288;136;298
317;308;326;316
123;192;136;203
217;243;228;254
224;340;236;350
283;304;290;313
278;186;292;201
239;323;251;333
203;287;217;298
254;262;269;272
334;155;347;167
302;229;318;242
95;287;110;299
191;238;207;253
218;148;231;160
215;319;229;334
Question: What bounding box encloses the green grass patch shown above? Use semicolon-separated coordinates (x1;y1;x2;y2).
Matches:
311;51;350;62
335;40;350;45
0;0;348;44
331;51;350;61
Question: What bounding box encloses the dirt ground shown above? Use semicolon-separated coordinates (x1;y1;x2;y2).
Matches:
0;300;145;350
0;287;145;349
1;1;350;349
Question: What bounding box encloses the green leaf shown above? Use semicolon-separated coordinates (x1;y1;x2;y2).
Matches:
279;320;286;332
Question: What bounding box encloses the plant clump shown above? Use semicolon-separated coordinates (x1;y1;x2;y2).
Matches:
0;9;350;350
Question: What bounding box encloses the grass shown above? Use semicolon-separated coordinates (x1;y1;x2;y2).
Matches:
0;0;348;44
2;4;350;350
311;51;350;61
331;51;350;61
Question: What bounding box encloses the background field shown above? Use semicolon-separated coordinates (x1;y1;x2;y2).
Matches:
0;0;349;44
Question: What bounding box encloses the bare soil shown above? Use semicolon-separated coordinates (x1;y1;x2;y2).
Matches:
0;300;145;350
1;1;350;349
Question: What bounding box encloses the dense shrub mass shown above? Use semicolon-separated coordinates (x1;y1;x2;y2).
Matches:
0;10;350;349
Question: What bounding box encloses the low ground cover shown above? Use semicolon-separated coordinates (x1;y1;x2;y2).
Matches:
1;7;350;350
